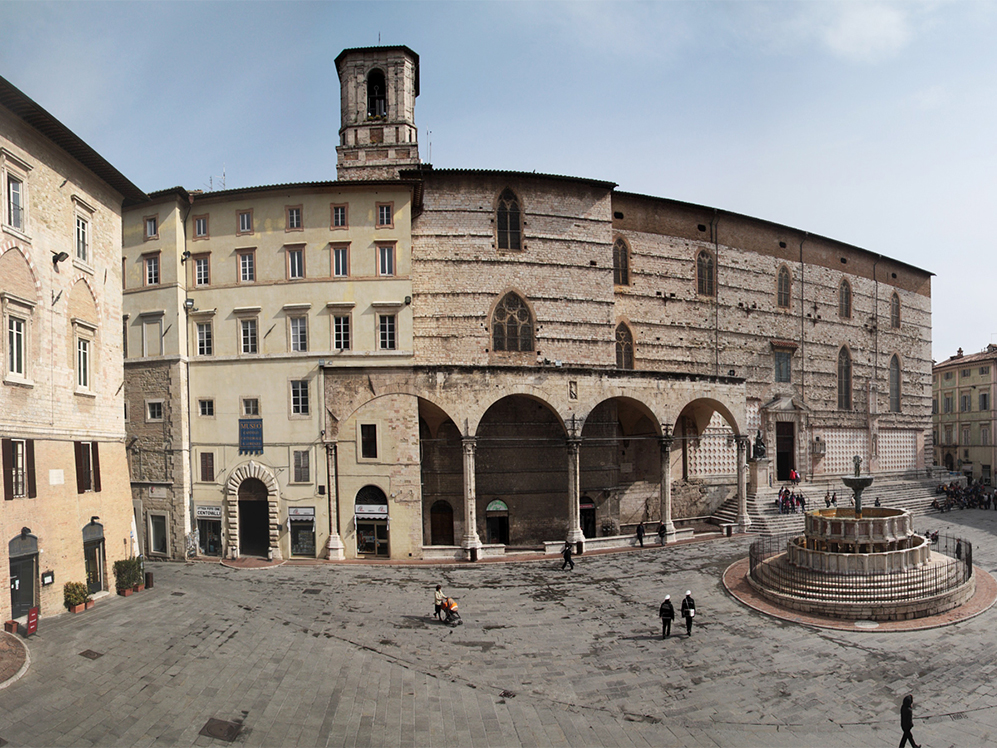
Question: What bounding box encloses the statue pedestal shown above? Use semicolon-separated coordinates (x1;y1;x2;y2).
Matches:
749;459;771;498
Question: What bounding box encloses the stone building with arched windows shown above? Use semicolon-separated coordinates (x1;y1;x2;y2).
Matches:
121;44;934;562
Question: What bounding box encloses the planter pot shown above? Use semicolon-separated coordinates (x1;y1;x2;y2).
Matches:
69;603;85;614
85;600;94;610
4;621;17;633
134;584;145;593
117;587;133;597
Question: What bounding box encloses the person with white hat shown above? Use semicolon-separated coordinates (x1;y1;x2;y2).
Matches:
658;595;675;639
680;590;696;636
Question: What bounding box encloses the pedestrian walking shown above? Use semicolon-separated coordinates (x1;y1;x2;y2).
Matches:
898;694;921;748
681;590;696;636
561;541;574;571
657;522;667;545
636;522;645;547
433;584;445;621
659;595;675;639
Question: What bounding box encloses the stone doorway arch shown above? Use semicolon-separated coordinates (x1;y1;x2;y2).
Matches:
225;461;280;559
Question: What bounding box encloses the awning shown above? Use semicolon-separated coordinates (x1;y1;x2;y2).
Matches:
355;504;388;519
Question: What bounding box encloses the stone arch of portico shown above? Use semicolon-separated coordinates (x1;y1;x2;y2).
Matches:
224;460;280;559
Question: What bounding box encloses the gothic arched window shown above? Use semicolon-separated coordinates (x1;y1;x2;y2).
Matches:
366;69;387;119
613;237;629;286
492;293;533;352
891;292;901;329
615;323;634;369
697;250;714;296
496;189;522;251
777;266;791;309
839;279;852;319
889;354;901;412
838;347;852;410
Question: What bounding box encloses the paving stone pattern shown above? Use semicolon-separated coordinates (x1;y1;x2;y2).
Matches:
4;512;997;746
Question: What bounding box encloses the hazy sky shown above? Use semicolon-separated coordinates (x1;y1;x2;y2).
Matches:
3;1;993;361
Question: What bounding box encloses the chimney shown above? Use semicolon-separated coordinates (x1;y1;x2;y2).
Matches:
956;348;964;358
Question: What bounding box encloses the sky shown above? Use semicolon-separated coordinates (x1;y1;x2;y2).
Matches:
2;0;993;361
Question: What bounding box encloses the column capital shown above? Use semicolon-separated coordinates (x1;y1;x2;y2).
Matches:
566;436;582;452
659;434;674;451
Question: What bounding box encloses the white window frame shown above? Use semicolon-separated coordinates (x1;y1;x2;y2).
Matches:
333;244;349;277
238;210;253;235
240;318;258;354
2;149;31;236
287;247;305;280
196;321;213;356
242;397;260;416
7;175;24;232
144;215;159;240
290;379;310;417
3;292;34;385
144;253;160;286
378;314;396;350
75;214;90;264
289;316;308;352
193;215;208;239
73;318;97;395
9;439;26;498
198;399;215;418
377;244;395;277
194;255;210;286
332;203;348;229
291;447;312;483
148;511;170;557
146;399;165;422
238;250;256;283
333;315;351;350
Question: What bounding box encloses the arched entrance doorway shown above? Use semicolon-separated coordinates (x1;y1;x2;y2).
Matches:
580;498;596;538
430;501;454;545
9;531;37;619
484;499;509;544
355;486;389;556
238;478;270;556
82;521;105;594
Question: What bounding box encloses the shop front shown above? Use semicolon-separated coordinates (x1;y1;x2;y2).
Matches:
288;506;316;557
355;486;389;557
195;505;222;556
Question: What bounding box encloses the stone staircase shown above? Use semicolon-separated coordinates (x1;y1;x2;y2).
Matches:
711;473;960;536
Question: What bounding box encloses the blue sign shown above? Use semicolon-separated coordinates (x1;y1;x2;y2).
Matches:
239;419;264;455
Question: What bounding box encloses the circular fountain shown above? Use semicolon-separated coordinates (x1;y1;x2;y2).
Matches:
745;456;975;621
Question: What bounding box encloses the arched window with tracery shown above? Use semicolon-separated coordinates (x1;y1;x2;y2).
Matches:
890;292;901;329
496;189;522;251
889;354;901;412
777;266;791;309
366;69;387;118
696;250;714;296
838;346;852;410
839;279;852;318
615;323;634;369
492;293;533;352
613;237;629;286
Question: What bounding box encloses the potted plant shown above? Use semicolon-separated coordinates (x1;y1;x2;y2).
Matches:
113;558;142;595
63;581;92;613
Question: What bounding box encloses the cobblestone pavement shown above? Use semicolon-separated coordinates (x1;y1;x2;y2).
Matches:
2;511;997;747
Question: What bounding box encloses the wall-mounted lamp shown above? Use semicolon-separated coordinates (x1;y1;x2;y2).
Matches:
183;298;197;313
20;526;31;538
404;296;412;305
52;251;69;266
90;516;100;525
180;250;192;263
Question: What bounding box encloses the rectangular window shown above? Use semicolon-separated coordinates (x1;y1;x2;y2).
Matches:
983;367;991;376
360;424;377;459
238;210;253;235
200;451;215;482
982;393;990;411
74;441;101;493
332;204;347;228
77;337;90;389
142;318;163;357
8;316;24;377
377;203;393;227
963;369;972;378
75;215;89;263
774;351;791;383
193;215;208;239
242;398;259;416
983;428;991;447
333;245;349;277
288;247;304;279
147;401;163;421
2;438;35;500
932;399;938;415
333;315;351;350
286;206;302;231
194;255;210;286
944;371;953;380
144;215;158;240
291;380;310;415
241;319;258;354
289;316;308;352
293;450;310;482
963;427;972;445
7;176;23;230
197;322;213;356
377;244;395;276
961;394;971;412
145;253;160;285
379;314;396;350
944;395;953;414
198;399;214;417
239;251;255;283
149;514;168;556
945;426;953;444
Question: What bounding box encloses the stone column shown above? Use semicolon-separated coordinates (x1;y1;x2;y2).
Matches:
566;437;585;550
658;433;676;542
736;435;751;533
461;437;483;561
325;443;345;560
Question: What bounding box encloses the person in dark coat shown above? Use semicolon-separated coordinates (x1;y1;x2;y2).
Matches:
657;522;667;545
680;590;696;636
636;522;645;547
898;694;920;748
659;595;675;639
561;541;574;571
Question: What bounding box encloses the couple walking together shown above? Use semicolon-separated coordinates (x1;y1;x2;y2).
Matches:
658;591;695;638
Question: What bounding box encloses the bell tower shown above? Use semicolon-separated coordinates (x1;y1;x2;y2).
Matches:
335;46;421;181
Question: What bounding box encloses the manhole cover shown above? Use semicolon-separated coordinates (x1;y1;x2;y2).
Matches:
171;592;185;596
303;589;321;595
853;620;880;629
199;718;242;742
79;650;103;660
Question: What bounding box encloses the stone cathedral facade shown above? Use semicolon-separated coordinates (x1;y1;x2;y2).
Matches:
122;45;933;562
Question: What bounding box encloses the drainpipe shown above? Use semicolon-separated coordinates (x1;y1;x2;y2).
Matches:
799;233;808;477
180;196;194;556
712;209;721;378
